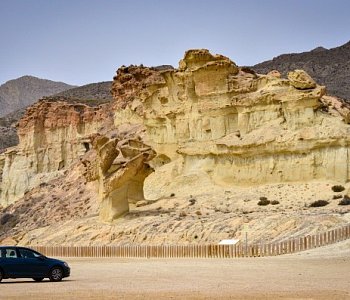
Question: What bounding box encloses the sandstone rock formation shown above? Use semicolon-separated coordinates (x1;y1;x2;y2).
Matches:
0;82;113;154
1;49;350;245
320;95;350;124
0;157;100;244
87;130;155;221
0;50;350;234
111;49;350;200
0;99;113;206
287;70;316;89
0;98;156;224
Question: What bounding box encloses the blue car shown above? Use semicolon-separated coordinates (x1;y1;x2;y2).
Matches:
0;246;70;282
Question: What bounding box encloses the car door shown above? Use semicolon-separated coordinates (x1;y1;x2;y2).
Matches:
0;247;22;277
17;248;48;277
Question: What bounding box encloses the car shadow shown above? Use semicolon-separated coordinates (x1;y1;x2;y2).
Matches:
1;279;74;284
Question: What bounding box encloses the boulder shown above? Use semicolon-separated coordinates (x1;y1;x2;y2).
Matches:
288;69;317;89
267;70;281;78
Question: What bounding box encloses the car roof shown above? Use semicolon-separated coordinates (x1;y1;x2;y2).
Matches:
0;246;31;249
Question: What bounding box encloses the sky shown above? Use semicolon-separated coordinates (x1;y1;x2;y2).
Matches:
0;0;349;86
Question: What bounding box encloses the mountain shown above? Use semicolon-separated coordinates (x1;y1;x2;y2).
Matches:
0;75;75;117
0;108;25;152
0;80;113;153
252;41;350;101
54;81;113;101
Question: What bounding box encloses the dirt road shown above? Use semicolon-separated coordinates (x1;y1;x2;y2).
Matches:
1;242;350;299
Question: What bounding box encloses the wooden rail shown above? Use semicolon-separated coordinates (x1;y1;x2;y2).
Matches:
31;224;350;258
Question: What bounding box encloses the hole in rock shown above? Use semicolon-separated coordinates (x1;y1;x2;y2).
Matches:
160;97;168;105
83;142;90;152
58;160;65;170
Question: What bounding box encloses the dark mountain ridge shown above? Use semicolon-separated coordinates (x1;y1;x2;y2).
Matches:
0;75;75;117
54;81;113;101
252;41;350;101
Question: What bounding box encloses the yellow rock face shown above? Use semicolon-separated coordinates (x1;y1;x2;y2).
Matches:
287;69;317;89
2;49;350;225
90;131;155;221
0;100;111;206
112;49;350;200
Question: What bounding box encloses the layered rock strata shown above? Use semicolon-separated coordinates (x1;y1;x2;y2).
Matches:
112;49;350;200
2;49;350;226
0;99;112;206
84;130;155;221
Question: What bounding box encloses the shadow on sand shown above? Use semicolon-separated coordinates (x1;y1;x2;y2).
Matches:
0;279;74;284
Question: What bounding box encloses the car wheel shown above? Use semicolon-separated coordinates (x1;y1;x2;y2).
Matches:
0;269;3;282
49;267;63;282
33;277;44;282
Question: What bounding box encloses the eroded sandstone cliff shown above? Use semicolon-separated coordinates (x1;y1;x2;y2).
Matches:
1;49;350;246
112;49;350;201
0;98;113;206
87;129;155;221
2;49;350;214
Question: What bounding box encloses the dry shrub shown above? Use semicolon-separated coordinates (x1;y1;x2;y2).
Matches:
339;196;350;206
332;185;345;192
309;200;329;207
258;197;270;206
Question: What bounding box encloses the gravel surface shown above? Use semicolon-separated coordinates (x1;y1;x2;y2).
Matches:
1;246;350;300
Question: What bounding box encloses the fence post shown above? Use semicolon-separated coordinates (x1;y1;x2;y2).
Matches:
271;243;274;256
277;242;281;255
345;226;349;239
28;224;350;259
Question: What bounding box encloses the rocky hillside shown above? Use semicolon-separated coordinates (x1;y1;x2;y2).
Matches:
252;41;350;101
1;49;350;246
54;81;113;101
0;75;75;117
0;81;114;153
0;108;25;152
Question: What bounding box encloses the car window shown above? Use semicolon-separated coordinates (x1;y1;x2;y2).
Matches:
18;249;41;259
0;248;19;258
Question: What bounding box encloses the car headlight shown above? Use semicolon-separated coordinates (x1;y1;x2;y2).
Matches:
63;262;69;268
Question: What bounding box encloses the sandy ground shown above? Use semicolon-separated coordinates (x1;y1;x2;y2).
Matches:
1;241;350;299
8;180;349;247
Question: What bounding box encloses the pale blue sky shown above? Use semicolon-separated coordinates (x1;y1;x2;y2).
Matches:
1;0;349;85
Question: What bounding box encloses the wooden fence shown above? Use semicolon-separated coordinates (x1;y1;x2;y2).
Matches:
32;224;350;258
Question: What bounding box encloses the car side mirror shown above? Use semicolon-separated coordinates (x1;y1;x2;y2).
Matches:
37;255;46;260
